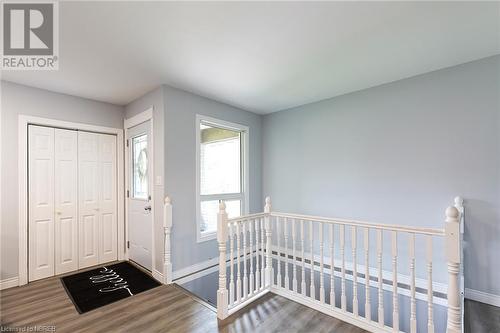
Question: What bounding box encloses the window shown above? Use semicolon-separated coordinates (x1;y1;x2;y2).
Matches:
132;134;148;199
196;115;248;241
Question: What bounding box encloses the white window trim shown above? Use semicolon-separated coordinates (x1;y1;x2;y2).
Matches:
195;114;249;243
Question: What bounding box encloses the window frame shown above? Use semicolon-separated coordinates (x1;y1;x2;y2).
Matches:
195;114;249;243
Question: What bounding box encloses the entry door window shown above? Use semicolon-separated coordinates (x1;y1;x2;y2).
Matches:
132;134;148;200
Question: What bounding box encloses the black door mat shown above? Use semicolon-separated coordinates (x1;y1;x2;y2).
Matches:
61;261;161;313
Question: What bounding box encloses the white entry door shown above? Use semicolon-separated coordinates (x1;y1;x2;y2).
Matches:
127;121;152;271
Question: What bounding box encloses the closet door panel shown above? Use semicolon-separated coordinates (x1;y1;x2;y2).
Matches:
28;125;55;281
54;129;78;274
99;134;117;263
78;132;100;268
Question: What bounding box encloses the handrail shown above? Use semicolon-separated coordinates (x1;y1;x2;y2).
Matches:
271;211;445;236
228;211;444;235
227;212;267;223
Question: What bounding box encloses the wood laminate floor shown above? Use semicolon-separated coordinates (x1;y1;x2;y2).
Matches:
0;274;367;333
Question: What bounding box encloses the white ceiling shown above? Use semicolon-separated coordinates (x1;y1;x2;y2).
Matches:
2;1;499;114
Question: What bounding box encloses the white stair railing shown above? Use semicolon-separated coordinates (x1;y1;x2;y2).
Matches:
216;197;463;333
454;196;465;332
216;202;229;319
217;202;271;319
445;205;462;333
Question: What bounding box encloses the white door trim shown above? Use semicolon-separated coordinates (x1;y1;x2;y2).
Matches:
124;108;153;129
124;107;155;274
18;115;124;286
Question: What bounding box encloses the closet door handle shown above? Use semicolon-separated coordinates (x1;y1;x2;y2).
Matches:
94;208;100;212
55;210;62;215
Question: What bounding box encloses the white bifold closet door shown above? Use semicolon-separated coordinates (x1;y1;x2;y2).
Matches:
29;126;56;281
78;131;117;269
29;126;79;281
54;128;79;275
98;134;118;263
29;125;117;281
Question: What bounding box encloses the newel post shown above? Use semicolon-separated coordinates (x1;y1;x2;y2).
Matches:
216;201;229;320
454;196;465;329
163;196;173;284
264;197;273;287
454;197;464;233
445;206;461;333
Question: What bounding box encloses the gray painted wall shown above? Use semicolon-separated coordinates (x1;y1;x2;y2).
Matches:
0;81;124;280
124;87;165;272
163;85;263;272
262;55;500;296
2;53;497;308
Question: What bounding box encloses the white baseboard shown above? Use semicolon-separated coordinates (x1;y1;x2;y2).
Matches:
172;257;219;282
152;269;165;284
465;288;500;307
227;288;270;316
0;276;19;290
272;287;392;333
174;264;219;285
171;250;258;284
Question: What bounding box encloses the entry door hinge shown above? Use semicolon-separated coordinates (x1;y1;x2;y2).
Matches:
127;190;130;198
126;139;129;148
127;241;130;249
